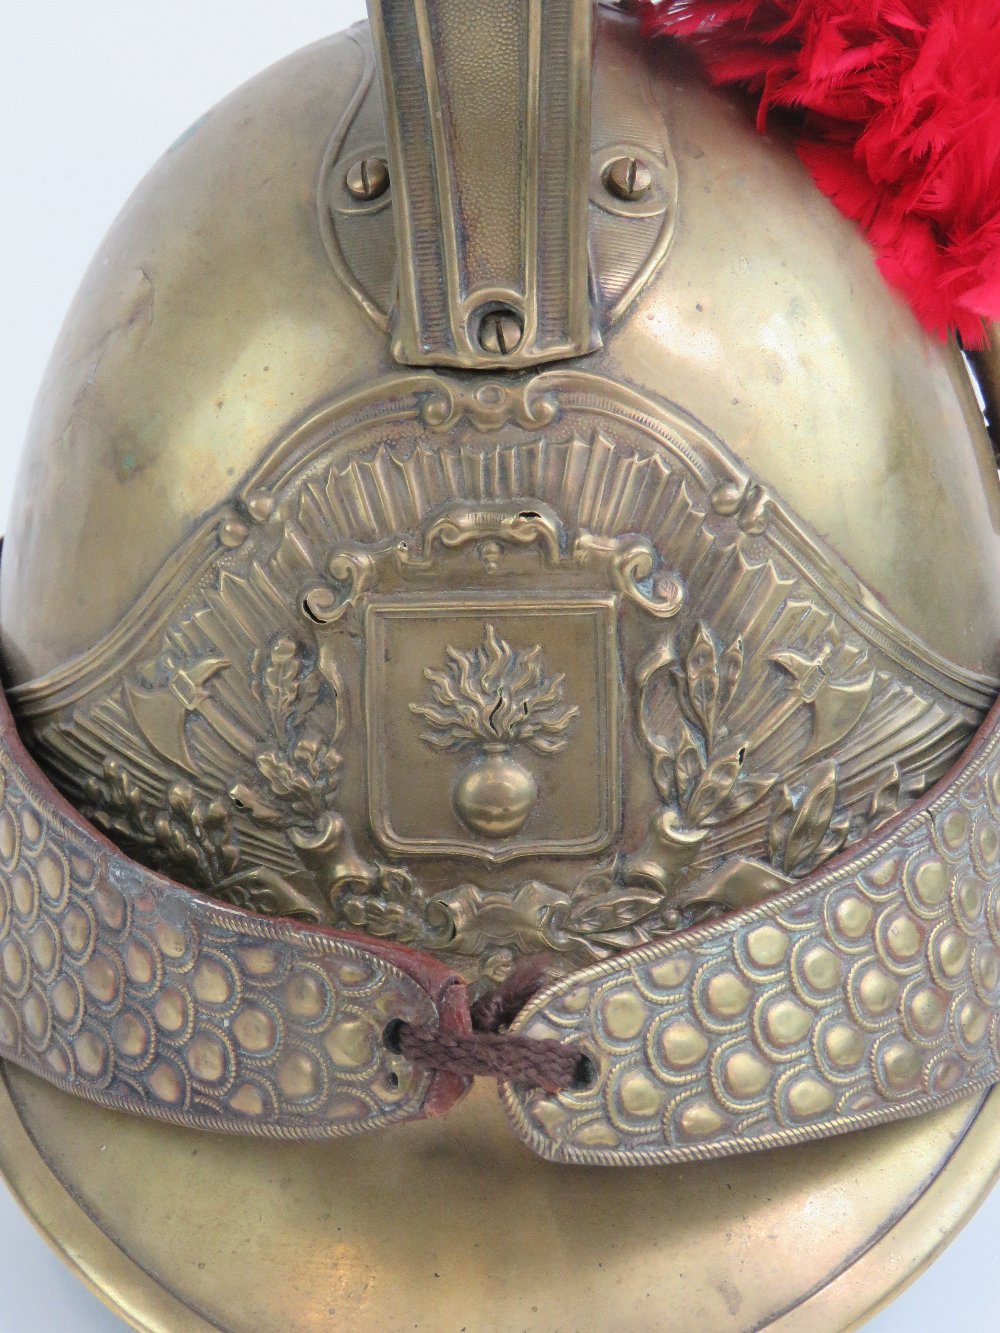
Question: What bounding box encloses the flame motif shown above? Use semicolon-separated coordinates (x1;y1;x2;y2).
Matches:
411;625;579;755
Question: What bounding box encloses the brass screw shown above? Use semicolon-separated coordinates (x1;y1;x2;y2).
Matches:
345;157;390;202
605;156;653;203
478;308;524;357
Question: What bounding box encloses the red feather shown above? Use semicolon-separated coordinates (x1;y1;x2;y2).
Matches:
631;0;1000;346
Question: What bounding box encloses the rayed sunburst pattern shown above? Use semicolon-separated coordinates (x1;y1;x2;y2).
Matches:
10;375;996;992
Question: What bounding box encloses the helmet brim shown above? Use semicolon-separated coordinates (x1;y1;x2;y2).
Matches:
2;1065;998;1333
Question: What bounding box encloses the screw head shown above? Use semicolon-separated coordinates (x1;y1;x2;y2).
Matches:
345;157;390;202
478;308;524;357
604;156;653;203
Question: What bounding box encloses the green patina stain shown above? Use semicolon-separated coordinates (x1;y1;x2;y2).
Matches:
169;111;211;153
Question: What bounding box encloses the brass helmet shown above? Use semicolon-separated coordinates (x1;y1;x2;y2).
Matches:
2;4;1000;1330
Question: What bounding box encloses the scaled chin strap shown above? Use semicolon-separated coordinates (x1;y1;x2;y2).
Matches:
0;659;997;1166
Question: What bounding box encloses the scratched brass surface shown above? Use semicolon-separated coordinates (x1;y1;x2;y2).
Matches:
3;14;999;684
0;1066;994;1333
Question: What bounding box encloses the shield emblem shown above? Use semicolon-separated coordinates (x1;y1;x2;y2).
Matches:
366;595;620;863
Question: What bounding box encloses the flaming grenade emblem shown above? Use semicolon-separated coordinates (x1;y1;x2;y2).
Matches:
411;625;580;840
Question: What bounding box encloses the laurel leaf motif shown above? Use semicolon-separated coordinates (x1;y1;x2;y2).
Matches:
703;771;777;826
566;886;664;934
652;753;675;805
686;622;720;743
717;635;744;719
685;739;747;826
782;761;839;875
674;720;704;808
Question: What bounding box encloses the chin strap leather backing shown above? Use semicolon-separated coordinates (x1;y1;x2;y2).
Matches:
0;666;999;1161
503;692;1000;1166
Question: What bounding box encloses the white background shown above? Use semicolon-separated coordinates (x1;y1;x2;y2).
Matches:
0;4;998;1330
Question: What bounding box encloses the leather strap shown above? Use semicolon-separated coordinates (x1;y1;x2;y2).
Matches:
0;664;998;1161
502;694;1000;1164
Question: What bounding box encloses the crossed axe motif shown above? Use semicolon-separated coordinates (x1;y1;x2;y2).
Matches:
747;644;875;761
127;640;874;796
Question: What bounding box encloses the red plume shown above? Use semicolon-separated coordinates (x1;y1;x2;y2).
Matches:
631;1;1000;346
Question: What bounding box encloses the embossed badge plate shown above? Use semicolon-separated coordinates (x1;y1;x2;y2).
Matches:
366;596;619;861
14;373;995;998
